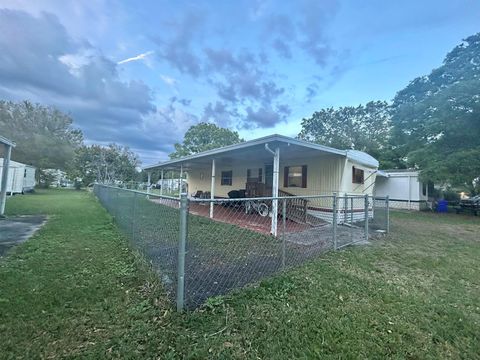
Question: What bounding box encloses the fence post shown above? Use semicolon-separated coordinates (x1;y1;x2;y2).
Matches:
344;194;348;224
350;197;354;224
350;196;354;243
176;193;188;312
282;199;286;270
386;195;390;234
333;193;337;250
364;194;369;241
132;192;137;242
114;188;120;222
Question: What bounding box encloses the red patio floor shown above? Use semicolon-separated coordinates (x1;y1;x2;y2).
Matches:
151;198;314;235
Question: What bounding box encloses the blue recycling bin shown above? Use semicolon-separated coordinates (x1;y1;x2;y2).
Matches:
437;200;448;213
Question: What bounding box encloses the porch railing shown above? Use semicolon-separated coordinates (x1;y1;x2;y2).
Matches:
278;189;308;224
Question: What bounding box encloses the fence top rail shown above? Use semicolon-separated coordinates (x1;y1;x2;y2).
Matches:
94;183;180;201
190;194;369;203
94;184;380;203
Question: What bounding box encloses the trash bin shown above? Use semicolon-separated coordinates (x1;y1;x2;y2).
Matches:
437;199;448;213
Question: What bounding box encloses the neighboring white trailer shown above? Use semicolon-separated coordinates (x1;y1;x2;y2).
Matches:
0;158;36;194
375;170;429;210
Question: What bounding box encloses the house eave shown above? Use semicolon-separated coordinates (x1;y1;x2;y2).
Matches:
0;135;16;148
143;134;378;170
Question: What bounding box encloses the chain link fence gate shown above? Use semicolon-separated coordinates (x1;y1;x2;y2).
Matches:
94;184;389;310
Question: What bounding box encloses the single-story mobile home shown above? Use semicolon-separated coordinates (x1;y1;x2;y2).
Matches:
375;169;430;210
144;134;379;235
0;158;36;195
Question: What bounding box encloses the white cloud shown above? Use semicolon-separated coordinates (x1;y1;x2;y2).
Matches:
160;74;177;86
117;50;154;64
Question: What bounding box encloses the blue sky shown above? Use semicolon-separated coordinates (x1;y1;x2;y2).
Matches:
0;0;479;165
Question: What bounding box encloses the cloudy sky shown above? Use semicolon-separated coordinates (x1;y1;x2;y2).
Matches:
1;0;479;165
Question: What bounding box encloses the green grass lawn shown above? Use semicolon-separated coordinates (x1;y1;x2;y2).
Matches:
1;189;479;359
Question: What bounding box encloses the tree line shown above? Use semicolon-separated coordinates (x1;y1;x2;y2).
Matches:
0;100;139;187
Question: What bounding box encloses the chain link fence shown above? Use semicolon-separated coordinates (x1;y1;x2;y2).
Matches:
94;184;389;310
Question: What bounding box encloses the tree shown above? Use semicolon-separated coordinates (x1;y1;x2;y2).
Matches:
70;144;140;185
298;101;392;164
391;33;480;191
0;100;83;169
170;122;244;158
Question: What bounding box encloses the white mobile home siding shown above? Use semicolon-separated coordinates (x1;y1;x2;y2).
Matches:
187;156;346;199
186;154;376;201
0;159;36;194
375;171;428;210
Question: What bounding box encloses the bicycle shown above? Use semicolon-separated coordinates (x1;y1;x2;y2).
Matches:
245;199;270;217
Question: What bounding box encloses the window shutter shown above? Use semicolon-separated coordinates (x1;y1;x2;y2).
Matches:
352;166;355;183
258;168;263;182
301;165;307;188
283;166;289;187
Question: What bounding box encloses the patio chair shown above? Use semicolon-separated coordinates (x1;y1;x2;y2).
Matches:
225;190;246;208
192;190;204;199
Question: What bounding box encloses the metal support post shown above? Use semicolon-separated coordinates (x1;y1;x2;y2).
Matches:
210;159;215;218
0;144;12;216
114;188;120;221
282;199;286;270
350;197;354;224
271;147;280;236
350;196;354;243
159;169;163;196
333;193;337;250
179;165;183;200
364;194;369;240
386;195;390;233
176;193;188;312
132;192;137;241
147;172;151;196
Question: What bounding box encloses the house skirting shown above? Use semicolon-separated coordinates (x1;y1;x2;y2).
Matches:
308;207;374;224
388;199;428;211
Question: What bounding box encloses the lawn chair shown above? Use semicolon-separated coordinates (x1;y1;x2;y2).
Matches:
192;190;204;199
192;190;211;205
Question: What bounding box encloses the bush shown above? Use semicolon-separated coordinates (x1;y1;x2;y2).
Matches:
442;189;460;202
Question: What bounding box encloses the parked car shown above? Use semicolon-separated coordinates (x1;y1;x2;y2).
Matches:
456;195;480;216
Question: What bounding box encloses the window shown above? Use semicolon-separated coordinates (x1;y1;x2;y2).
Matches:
24;169;27;178
352;166;364;184
221;170;232;186
283;165;307;188
258;168;263;183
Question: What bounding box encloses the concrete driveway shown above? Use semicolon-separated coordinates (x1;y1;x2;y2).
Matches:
0;215;47;257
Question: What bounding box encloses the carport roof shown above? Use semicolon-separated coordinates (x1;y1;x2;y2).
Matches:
144;134;379;171
0;135;16;147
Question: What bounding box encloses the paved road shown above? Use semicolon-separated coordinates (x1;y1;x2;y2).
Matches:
0;215;47;257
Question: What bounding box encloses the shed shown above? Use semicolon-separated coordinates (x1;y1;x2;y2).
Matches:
0;158;36;195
